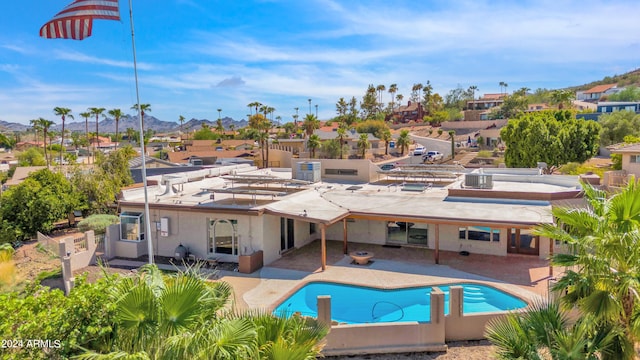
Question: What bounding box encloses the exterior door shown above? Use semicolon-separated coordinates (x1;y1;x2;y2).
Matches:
507;228;539;255
280;218;295;252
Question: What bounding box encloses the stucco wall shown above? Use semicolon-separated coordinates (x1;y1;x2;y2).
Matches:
325;219;387;244
266;148;293;168
118;206;266;264
261;215;282;265
436;225;504;256
622;154;640;178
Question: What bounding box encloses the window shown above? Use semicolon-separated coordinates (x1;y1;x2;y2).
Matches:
630;155;640;164
120;212;144;241
208;219;237;255
459;226;500;242
325;168;358;176
310;222;316;235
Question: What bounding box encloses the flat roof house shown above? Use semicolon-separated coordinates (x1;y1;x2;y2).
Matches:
112;161;582;273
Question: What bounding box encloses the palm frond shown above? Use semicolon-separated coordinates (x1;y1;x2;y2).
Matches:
485;314;540;360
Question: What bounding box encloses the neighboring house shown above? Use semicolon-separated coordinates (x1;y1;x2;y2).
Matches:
129;155;179;169
270;138;306;156
526;103;550;112
466;93;506;110
605;143;640;187
90;136;115;150
14;141;45;151
149;134;181;142
167;149;257;166
311;129;383;158
579;83;617;102
184;139;257;152
4;166;47;187
392;101;425;123
113;162;583;272
597;101;640;114
572;100;598;112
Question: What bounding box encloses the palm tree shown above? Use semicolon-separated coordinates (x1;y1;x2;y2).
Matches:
377;128;392;155
468;85;478;104
336;127;347;159
535;181;640;358
30;119;42;147
125;127;136;145
88;107;105;159
388;83;398;112
486;299;616;360
396;129;410;155
80;264;259;359
53;107;73;167
237;309;328;360
131;104;151;152
79;111;91;154
396;94;404;105
499;81;506;94
35;118;54;168
249;113;271;168
550;89;575;110
307;134;320;158
215;118;224;136
411;83;423;102
357;133;370;159
108;108;123;149
217;108;222;120
376;84;386;111
178;115;185;136
302;114;320;138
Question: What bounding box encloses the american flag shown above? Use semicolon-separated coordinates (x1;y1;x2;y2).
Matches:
40;0;120;40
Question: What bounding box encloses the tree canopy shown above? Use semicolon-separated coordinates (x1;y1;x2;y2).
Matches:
501;110;601;168
0;169;83;244
599;110;640;146
607;86;640;101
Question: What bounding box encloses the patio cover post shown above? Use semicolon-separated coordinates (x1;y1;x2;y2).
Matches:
548;236;553;277
321;224;327;271
435;224;440;264
343;218;348;254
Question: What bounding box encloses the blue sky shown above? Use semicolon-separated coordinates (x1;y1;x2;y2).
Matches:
1;0;639;126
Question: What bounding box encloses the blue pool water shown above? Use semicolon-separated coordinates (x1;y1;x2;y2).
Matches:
273;282;527;324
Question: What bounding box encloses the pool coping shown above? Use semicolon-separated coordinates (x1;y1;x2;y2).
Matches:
236;255;540;312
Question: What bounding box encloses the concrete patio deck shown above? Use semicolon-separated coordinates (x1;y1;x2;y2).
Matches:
218;239;554;310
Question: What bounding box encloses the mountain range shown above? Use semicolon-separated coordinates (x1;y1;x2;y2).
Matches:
0;116;248;134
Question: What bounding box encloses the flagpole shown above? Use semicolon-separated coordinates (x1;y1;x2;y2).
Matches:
129;0;154;264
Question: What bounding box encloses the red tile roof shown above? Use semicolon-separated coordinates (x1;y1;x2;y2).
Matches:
584;83;616;94
480;93;507;100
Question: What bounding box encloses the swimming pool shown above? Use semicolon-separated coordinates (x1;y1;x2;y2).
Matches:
273;282;527;324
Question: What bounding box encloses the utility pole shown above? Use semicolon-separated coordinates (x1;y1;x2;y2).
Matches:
308;98;312;115
315;104;318;118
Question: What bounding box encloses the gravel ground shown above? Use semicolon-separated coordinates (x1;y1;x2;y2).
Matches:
325;340;495;359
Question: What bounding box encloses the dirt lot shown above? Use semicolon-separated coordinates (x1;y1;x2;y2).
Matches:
326;340;495;359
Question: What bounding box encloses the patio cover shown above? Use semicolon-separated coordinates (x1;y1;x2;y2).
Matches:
262;189;349;225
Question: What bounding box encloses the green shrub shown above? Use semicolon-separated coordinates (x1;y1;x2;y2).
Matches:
77;214;118;235
478;150;493;158
35;268;62;283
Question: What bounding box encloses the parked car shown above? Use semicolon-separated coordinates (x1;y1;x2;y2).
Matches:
412;146;426;156
380;163;396;171
423;151;443;162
